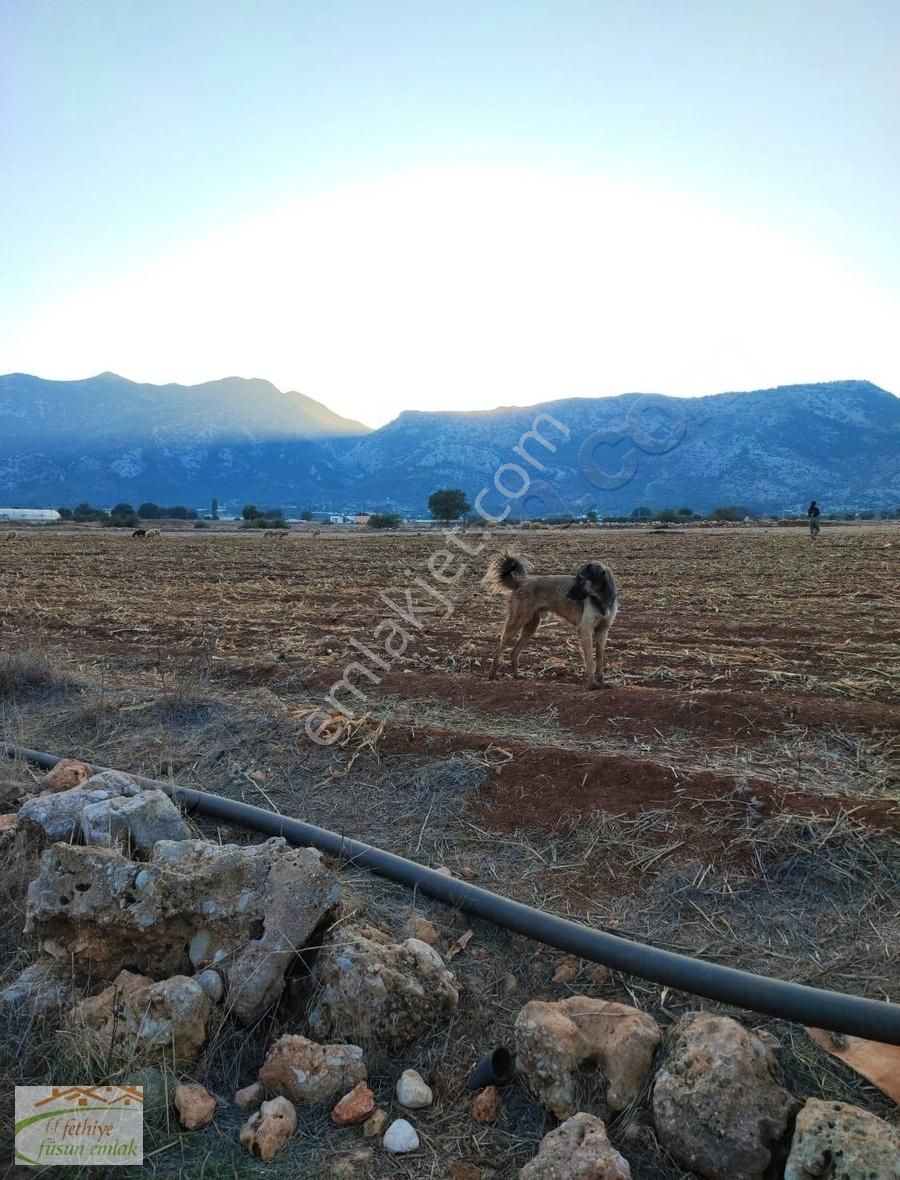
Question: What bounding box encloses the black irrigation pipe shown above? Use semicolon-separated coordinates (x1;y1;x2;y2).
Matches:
5;742;900;1045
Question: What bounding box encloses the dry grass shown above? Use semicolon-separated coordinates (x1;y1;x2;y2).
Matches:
0;526;897;1176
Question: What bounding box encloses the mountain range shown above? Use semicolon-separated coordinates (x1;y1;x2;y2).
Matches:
1;372;898;515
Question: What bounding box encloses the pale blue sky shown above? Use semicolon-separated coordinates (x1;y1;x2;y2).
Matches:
2;0;898;424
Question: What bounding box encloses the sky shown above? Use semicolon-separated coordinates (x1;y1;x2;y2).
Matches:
1;1;898;427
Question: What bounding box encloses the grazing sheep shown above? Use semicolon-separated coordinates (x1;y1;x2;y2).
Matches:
5;530;18;541
312;528;321;537
132;528;147;538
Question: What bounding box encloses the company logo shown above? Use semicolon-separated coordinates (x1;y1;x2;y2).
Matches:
14;1086;143;1167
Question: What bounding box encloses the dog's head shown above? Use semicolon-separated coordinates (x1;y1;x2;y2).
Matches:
568;562;615;607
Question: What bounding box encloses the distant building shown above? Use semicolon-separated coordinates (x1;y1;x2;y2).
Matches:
328;513;347;524
0;508;61;523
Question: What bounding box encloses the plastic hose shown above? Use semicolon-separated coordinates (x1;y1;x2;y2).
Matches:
4;742;899;1044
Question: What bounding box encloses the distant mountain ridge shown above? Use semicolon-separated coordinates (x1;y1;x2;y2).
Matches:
1;373;897;514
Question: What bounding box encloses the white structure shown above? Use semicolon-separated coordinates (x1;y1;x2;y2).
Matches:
0;508;61;523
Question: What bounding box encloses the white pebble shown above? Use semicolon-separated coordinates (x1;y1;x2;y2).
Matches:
395;1069;433;1109
383;1118;420;1154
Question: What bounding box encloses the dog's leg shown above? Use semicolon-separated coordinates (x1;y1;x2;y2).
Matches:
489;618;517;680
510;615;540;678
579;625;599;689
594;624;610;688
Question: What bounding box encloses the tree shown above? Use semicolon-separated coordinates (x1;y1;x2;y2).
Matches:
584;509;598;522
211;498;219;521
367;512;402;529
56;507;73;520
138;502;161;519
300;508;314;521
242;505;263;521
631;506;653;519
677;507;694;517
658;508;679;522
106;503;139;527
428;488;470;522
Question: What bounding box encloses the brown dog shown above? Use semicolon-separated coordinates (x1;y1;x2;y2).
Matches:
484;552;618;688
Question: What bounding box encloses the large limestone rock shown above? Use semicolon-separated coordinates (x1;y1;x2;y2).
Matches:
70;970;210;1063
18;781;134;844
258;1034;367;1105
515;996;661;1118
652;1013;799;1180
784;1099;900;1180
520;1112;632;1179
81;788;190;851
0;960;74;1016
308;924;459;1048
25;837;340;1023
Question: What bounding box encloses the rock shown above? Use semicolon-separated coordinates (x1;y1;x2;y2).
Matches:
396;1068;433;1109
405;914;439;945
195;969;224;1002
362;1108;388;1138
0;811;16;830
552;957;580;984
70;970;211;1063
258;1034;366;1105
520;1112;631;1179
652;1013;800;1180
18;781;125;844
234;1081;265;1109
308;924;458;1048
239;1095;297;1162
174;1082;216;1129
784;1099;900;1179
81;788;191;852
331;1082;376;1126
42;759;92;792
25;837;340;1023
471;1086;499;1123
82;770;141;796
383;1118;420;1154
0;960;73;1016
514;995;661;1117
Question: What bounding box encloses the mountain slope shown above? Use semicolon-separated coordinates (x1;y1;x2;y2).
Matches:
0;374;896;513
0;372;369;507
345;381;900;514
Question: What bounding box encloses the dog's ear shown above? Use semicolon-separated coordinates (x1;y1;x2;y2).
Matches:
567;566;591;601
587;563;610;591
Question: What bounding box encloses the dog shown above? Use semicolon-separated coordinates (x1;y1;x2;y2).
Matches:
484;552;618;689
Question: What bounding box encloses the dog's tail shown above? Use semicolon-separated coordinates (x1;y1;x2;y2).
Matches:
483;551;532;594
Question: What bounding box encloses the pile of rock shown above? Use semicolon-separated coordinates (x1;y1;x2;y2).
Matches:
3;758;897;1177
513;1002;899;1179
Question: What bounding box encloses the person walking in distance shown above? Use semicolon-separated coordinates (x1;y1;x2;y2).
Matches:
807;500;821;539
